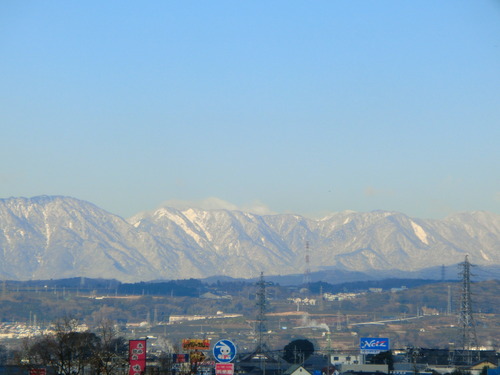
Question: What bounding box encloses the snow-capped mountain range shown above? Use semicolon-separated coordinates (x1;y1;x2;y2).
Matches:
0;196;499;282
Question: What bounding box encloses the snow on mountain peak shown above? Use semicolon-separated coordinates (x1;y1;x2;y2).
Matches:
1;196;500;281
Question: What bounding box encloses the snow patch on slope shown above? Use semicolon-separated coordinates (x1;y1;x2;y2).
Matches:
480;249;491;261
183;208;213;242
157;208;207;246
411;221;429;245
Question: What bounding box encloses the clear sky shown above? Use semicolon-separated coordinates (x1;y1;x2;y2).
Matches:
1;1;499;219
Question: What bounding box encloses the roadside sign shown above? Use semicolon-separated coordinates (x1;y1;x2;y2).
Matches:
173;354;190;363
129;339;147;375
360;337;390;354
213;339;237;363
190;351;206;364
216;363;234;375
182;339;211;351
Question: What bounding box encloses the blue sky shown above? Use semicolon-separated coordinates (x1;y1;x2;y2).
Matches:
1;1;499;219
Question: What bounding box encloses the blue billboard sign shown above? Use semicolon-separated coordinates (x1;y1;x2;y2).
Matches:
360;337;390;354
213;339;237;363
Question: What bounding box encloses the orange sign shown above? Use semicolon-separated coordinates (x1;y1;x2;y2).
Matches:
190;351;206;364
182;339;211;350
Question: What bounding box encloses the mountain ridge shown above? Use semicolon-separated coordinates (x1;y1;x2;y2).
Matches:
0;195;499;282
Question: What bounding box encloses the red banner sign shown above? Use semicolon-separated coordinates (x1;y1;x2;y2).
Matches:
29;370;46;375
216;363;234;375
129;340;147;375
173;353;190;363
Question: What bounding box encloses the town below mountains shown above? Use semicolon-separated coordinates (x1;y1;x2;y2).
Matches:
1;276;500;362
1;196;500;282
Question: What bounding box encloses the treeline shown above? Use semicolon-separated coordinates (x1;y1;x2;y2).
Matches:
2;277;264;298
0;318;172;375
2;276;447;298
2;278;207;297
118;279;205;297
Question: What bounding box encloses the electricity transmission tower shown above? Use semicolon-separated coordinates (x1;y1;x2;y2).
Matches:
303;241;311;289
456;255;479;364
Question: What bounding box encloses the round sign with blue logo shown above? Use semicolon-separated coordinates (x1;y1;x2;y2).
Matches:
213;339;237;363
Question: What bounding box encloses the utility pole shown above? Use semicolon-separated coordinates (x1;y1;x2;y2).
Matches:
411;347;420;375
336;310;342;331
255;272;268;354
326;331;332;375
447;285;452;316
319;285;324;311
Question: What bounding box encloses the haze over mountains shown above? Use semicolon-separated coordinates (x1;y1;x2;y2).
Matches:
0;196;499;282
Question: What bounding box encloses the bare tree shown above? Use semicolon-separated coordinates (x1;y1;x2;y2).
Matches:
91;320;128;375
21;318;129;375
27;317;100;375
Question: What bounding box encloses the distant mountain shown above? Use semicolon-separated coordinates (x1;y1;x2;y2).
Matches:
0;196;164;281
1;196;499;282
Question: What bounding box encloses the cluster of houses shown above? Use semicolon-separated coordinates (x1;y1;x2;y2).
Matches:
1;346;499;375
288;298;317;306
233;348;499;375
0;322;89;340
322;293;361;302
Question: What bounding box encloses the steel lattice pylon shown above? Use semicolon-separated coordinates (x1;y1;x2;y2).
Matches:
456;255;479;364
303;241;311;288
